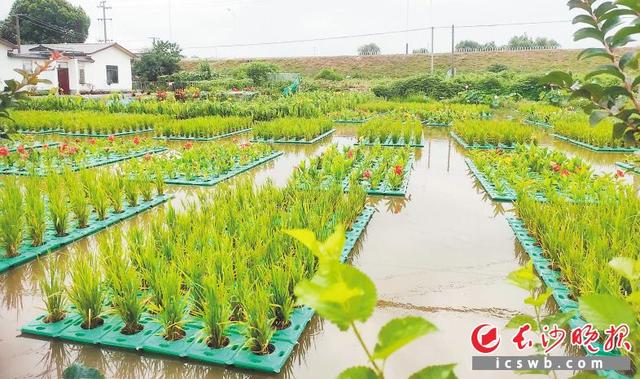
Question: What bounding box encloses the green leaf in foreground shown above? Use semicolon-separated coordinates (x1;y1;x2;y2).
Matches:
294;261;376;331
506;314;538;331
338;366;378;379
409;364;458;379
372;316;437;360
579;293;636;330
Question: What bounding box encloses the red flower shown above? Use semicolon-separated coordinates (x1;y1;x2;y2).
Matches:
107;135;115;142
394;165;403;175
561;169;570;177
183;142;193;150
68;146;78;155
551;162;561;172
17;145;26;154
88;138;96;145
0;146;9;157
615;169;625;178
346;150;354;159
133;136;140;145
240;142;251;149
363;170;371;179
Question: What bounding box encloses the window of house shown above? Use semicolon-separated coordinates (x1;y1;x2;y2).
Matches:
79;68;86;84
106;65;119;84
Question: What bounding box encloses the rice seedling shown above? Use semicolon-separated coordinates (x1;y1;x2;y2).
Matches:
123;176;140;207
104;175;125;213
269;266;295;329
45;175;70;237
553;114;635;148
0;180;24;257
252;117;333;141
356;101;490;123
197;275;233;348
65;172;91;229
157;116;252;138
100;232;147;335
358;115;423;146
452;119;537;147
38;256;67;323
10;110;163;134
67;253;105;329
86;174;110;220
24;179;46;247
149;266;189;341
242;284;275;355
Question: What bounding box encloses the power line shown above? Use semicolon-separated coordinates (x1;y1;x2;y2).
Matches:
184;19;573;49
19;15;86;40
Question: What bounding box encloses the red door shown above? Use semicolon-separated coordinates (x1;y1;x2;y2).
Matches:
57;68;70;95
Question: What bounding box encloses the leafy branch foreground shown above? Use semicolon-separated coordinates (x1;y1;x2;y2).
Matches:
286;226;457;379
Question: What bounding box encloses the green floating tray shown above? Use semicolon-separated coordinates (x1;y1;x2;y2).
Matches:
422;120;452;127
465;159;517;202
251;129;336;145
616;162;640;175
449;131;515;151
523;119;553;129
6;142;60;152
59;129;155;138
344;155;415;197
506;217;631;379
17;129;61;135
0;194;172;274
551;134;640;153
165;151;283;186
21;205;375;373
154;128;252;141
360;138;424;148
0;147;167;176
333;117;372;124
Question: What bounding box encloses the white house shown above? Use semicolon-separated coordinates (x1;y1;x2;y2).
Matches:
0;39;136;94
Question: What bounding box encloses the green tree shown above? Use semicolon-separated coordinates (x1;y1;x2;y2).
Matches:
358;43;381;56
0;0;90;44
235;61;279;86
455;40;482;51
132;40;183;83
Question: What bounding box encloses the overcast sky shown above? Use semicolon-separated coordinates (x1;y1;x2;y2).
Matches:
1;0;598;58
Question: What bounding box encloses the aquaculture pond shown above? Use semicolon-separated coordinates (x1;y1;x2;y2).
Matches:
0;125;638;379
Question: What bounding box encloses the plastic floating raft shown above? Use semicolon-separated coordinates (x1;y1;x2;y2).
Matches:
449;131;515;151
21;205;375;373
59;128;155;138
153;128;252;142
551;134;640;153
251;129;336;145
164;151;283;186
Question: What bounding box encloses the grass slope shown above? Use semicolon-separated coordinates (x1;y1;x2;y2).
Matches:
183;49;607;79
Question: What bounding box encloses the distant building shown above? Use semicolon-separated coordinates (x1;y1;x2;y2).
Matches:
0;40;136;94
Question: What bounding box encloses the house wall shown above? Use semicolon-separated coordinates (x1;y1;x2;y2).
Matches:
0;49;59;92
81;48;133;92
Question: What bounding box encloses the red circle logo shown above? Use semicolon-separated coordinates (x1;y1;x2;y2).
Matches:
471;323;501;353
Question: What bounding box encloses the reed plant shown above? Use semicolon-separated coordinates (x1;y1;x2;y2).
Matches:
65;173;91;229
452;119;537;147
104;175;125;213
242;285;275;355
45;175;70;237
149;266;189;341
197;275;232;348
0;180;24;257
252;117;332;141
358;115;422;145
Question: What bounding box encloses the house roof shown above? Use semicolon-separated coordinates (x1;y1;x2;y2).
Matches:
0;38;17;49
9;42;137;59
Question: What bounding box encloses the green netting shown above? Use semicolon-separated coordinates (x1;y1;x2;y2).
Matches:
506;217;631;379
552;134;640;153
59;128;155;138
21;205;375;373
153;128;252;142
251;129;335;145
164;151;283;186
450;131;516;150
0;147;167;176
0;194;172;274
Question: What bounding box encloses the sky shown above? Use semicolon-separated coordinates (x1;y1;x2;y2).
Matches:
0;0;599;59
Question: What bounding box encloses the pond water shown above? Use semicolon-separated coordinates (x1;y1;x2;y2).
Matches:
0;127;637;378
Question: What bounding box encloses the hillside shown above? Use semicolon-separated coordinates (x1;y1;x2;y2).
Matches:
182;49;604;79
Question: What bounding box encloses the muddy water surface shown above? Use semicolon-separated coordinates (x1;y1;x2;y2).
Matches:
0;127;635;378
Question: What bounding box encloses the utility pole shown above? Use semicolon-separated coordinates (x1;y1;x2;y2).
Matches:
97;1;112;43
450;24;455;77
405;0;409;54
430;26;434;74
15;14;21;53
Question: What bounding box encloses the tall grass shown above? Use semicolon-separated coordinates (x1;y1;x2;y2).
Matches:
0;180;24;257
39;256;67;323
67;253;105;329
24;179;46;246
198;275;232;348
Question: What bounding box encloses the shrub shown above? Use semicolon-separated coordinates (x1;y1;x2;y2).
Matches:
487;64;508;73
315;68;343;81
235;62;279;86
